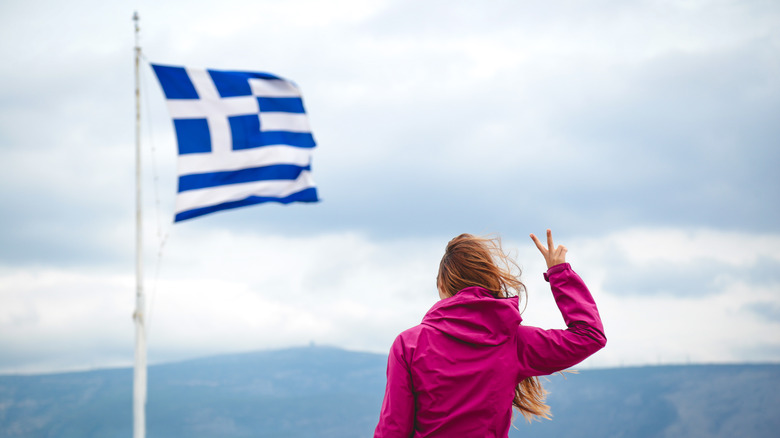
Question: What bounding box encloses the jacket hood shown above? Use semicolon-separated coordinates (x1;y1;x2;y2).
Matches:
421;286;522;346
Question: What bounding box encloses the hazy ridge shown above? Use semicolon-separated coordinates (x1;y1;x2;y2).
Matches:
1;346;778;437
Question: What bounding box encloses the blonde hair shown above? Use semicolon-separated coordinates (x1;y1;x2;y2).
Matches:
437;233;551;422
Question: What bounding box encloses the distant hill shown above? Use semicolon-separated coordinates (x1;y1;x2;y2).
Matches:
511;363;780;438
0;346;778;437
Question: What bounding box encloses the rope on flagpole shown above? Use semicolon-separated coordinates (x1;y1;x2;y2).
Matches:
138;50;172;336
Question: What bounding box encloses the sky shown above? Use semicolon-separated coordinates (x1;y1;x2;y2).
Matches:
0;0;778;374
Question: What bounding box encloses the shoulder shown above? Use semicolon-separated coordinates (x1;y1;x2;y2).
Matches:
390;324;435;357
386;325;426;367
394;324;426;346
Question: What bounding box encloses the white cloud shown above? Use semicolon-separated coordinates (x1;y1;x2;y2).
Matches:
0;230;443;373
0;268;134;372
2;226;778;373
563;228;780;366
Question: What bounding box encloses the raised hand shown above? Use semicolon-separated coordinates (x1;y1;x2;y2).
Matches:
530;229;567;269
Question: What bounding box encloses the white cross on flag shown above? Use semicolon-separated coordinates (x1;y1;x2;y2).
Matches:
151;64;319;222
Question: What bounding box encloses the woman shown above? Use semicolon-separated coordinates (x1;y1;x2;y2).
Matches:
374;230;606;438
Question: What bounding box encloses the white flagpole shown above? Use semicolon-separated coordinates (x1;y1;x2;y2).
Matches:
132;11;147;438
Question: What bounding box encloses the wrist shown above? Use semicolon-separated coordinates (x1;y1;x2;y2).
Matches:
543;262;570;282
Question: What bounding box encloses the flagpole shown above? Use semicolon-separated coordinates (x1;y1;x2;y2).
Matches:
132;11;147;438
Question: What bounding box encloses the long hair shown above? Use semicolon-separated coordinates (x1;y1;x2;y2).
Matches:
437;233;552;422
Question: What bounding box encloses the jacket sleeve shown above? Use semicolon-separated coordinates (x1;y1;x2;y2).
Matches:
517;263;607;376
374;334;415;438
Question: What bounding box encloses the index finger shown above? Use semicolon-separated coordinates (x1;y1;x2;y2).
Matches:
530;233;546;253
546;229;554;251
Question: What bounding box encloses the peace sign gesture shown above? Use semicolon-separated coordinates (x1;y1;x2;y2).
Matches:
530;229;568;269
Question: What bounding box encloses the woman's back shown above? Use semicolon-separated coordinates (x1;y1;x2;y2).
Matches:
401;286;521;437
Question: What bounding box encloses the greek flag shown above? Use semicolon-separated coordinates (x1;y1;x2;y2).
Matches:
151;64;319;222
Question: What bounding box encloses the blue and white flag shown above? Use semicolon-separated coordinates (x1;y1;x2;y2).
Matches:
151;64;319;222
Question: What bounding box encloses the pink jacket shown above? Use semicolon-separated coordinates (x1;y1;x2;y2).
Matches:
374;263;606;438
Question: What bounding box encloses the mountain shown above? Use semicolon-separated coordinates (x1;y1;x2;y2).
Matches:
511;363;780;438
0;346;778;437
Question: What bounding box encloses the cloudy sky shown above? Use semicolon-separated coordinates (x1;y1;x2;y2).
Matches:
1;0;778;374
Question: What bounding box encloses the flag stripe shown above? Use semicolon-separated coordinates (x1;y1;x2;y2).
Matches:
249;78;301;97
178;145;313;175
259;113;311;132
231;131;316;150
178;163;311;192
175;187;318;222
257;97;305;113
175;171;317;216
